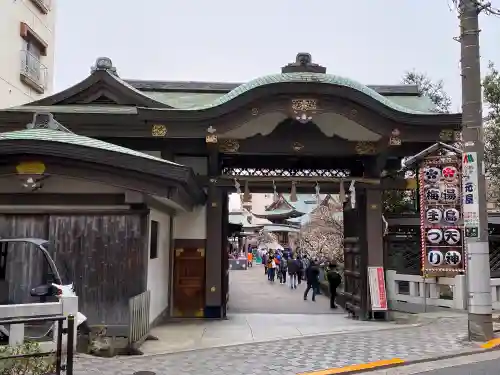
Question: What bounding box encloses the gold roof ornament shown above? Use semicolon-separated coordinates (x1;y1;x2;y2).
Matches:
291;99;317;124
355;141;377;155
219;139;239;153
151;124;167;137
206;126;218;143
389;128;402;146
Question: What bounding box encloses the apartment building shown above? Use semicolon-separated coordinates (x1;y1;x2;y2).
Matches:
0;0;56;108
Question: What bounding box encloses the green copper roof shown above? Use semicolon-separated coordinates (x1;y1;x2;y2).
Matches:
143;89;436;112
168;73;430;114
0;129;181;166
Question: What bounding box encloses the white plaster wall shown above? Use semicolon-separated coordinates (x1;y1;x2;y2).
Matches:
173;205;206;239
0;0;56;108
147;209;171;323
0;176;123;194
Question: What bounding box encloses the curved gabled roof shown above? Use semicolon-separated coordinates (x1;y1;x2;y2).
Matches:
192;73;429;114
27;59;172;108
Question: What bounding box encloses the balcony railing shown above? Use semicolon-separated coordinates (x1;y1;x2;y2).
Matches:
20;50;48;93
30;0;51;13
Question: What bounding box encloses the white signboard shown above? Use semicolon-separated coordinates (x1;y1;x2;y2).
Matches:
368;266;388;311
462;152;480;238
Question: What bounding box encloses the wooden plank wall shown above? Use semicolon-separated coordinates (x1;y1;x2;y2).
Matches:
0;214;148;326
48;215;148;326
0;215;48;304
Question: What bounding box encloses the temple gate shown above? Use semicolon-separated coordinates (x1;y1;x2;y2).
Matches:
0;53;462;321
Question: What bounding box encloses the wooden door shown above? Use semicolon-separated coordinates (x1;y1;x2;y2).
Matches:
172;247;205;317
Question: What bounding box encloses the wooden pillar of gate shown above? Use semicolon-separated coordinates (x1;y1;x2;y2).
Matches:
364;155;387;319
341;187;369;320
205;140;224;318
221;187;229;318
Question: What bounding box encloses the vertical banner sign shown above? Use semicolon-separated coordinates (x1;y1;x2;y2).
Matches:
368;266;388;311
462;152;480;239
420;149;465;276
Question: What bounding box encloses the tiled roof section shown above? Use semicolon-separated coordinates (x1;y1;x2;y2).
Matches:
126;79;420;96
0;129;182;166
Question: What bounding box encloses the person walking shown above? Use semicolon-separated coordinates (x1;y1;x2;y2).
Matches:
326;262;342;309
269;255;277;282
303;260;320;301
296;256;303;285
279;255;288;285
287;256;300;289
267;255;273;281
263;252;268;275
247;251;253;267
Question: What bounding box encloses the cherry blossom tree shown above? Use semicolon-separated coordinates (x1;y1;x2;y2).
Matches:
256;229;278;249
299;197;343;263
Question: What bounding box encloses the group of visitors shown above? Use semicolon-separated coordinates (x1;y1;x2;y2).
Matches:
259;250;342;309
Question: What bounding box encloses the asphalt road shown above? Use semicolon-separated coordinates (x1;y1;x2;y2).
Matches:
366;350;500;375
415;358;500;374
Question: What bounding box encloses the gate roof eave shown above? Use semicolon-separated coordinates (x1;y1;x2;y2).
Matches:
0;129;205;206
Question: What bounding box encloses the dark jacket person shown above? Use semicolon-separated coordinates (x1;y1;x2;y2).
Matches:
303;261;320;301
327;263;342;309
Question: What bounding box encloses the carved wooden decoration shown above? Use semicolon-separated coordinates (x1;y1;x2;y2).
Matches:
219;139;240;153
355;141;377;155
291;99;318;124
206;134;218;143
389;128;402;146
151;124;167;137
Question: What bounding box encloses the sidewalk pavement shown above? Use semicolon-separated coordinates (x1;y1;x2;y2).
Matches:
74;315;482;375
140;313;407;355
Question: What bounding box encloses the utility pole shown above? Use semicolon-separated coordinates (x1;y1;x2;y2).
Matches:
459;0;494;341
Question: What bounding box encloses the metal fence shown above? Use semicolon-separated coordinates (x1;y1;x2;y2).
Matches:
0;315;75;375
19;50;48;90
128;290;151;348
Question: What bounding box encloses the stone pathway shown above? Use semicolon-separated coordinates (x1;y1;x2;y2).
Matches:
141;265;363;354
228;264;340;314
75;316;477;375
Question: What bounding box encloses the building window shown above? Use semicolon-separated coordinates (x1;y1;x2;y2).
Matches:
19;22;48;93
29;0;52;14
150;220;159;259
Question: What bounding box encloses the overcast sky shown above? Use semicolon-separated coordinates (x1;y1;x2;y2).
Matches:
54;0;500;110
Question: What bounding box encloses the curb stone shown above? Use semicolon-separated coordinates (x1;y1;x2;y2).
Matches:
76;322;422;360
317;345;500;375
